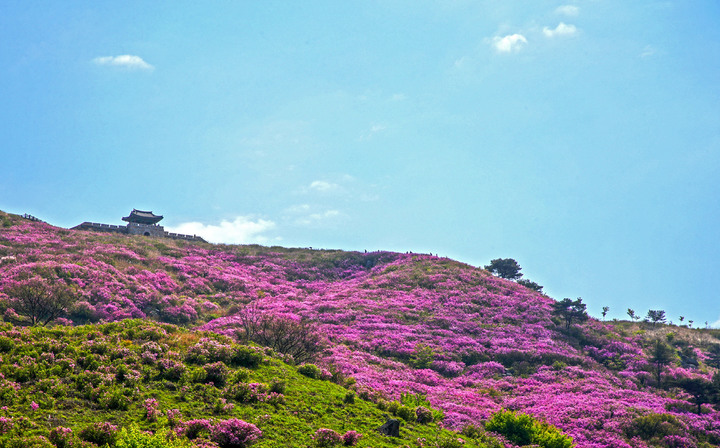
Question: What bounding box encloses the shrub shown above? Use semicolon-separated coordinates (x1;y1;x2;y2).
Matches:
116;426;189;448
297;364;322;379
166;409;182;428
228;368;251;385
210;419;262;448
624;413;684;441
485;410;574;448
235;305;324;364
415;406;434;424
204;362;229;387
386;400;400;415
99;387;130;411
48;427;73;448
186;338;233;365
230;346;263;368
143;398;160;422
396;405;415;422
269;380;286;394
226;382;268;403
341;430;362;446
432;435;466;448
313;428;342;447
178;419;213;439
4;435;54;448
79;422;119;447
159;358;186;381
343;391;355;404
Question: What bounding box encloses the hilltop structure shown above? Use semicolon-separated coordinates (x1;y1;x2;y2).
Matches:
72;209;206;242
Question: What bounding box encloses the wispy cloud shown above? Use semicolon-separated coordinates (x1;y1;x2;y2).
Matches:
360;123;387;141
543;23;578;38
640;45;657;58
308;180;341;193
556;5;580;17
165;216;276;244
493;34;528;53
93;55;154;71
390;93;407;102
294;209;342;226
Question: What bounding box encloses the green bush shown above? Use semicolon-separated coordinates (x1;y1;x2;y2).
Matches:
297;364;322;379
116;425;189;448
79;422;119;447
99;387;131;410
396;405;415;422
231;345;263;368
485;410;574;448
623;413;684;441
269;379;286;394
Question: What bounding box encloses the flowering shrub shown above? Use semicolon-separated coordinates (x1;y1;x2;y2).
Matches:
416;406;434;424
0;417;13;435
177;419;213;439
79;422;119;446
313;428;342;447
210;419;262;448
144;398;160;422
49;427;73;448
226;382;268;403
204;362;230;387
341;431;362;446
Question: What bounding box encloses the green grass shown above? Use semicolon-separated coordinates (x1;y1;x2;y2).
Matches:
0;320;501;448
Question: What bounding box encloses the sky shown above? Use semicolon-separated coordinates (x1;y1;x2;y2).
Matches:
1;1;719;326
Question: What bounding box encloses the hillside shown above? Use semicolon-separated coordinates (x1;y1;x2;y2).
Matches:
1;211;720;447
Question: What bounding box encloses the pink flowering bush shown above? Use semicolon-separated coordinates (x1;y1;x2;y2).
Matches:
143;398;160;422
49;427;73;448
210;418;262;448
313;428;342;447
341;430;362;446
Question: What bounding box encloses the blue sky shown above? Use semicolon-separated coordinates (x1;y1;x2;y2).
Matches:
2;1;719;325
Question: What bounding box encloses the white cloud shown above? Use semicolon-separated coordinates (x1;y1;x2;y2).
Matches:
295;210;342;226
390;93;407;102
543;23;578;37
93;55;154;70
165;216;275;244
359;123;388;141
640;45;657;58
493;34;528;53
556;5;580;17
309;180;340;192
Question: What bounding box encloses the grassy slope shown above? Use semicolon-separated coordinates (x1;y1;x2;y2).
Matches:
0;319;492;447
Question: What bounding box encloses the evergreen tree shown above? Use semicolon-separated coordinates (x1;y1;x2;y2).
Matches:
484;258;523;280
552;298;588;330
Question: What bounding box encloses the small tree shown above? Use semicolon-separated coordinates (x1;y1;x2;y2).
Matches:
3;279;76;326
236;303;324;364
484;258;523;280
552;298;588;330
601;306;610;321
627;309;639;323
517;279;543;293
645;310;667;329
649;338;675;386
674;375;719;414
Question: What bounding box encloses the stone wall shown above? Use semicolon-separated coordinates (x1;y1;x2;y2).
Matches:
71;222;206;243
